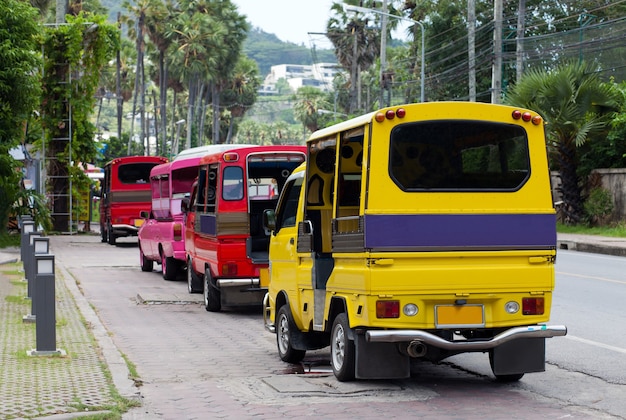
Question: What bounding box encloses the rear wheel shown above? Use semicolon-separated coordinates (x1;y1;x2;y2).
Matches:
107;223;116;245
330;313;355;382
187;259;202;294
276;304;306;363
204;268;221;312
139;246;153;272
161;250;178;281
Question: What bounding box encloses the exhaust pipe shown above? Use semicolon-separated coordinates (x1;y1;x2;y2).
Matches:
407;340;427;358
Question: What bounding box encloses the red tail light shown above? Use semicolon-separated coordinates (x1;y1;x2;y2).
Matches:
222;262;238;276
173;223;182;241
522;298;544;315
376;300;400;318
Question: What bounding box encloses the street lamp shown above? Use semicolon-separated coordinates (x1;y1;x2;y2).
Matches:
344;4;426;103
172;119;185;157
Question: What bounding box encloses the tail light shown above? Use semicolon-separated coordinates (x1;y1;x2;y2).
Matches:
374;107;407;123
222;262;238;276
522;297;544;315
376;300;400;318
173;223;182;241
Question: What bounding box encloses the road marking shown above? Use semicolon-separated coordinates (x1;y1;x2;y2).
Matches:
564;335;626;355
556;271;626;285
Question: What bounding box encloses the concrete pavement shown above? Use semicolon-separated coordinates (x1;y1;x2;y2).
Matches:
0;232;624;419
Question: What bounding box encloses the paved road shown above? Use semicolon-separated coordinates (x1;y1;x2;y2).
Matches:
51;234;623;419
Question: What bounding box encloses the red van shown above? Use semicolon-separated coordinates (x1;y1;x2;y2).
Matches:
184;145;306;312
138;145;248;280
100;156;168;245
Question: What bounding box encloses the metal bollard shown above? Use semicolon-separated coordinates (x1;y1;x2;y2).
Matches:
27;253;65;356
20;220;35;273
25;231;42;300
23;236;50;323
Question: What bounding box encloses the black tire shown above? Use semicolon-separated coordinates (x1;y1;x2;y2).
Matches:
204;267;221;312
276;304;306;363
187;259;203;294
330;313;355;382
161;251;178;281
107;223;116;245
139;246;153;272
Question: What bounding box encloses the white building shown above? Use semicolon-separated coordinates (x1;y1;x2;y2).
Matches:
261;63;341;94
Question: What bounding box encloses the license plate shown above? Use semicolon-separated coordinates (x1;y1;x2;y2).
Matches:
259;268;269;288
435;304;485;328
134;219;144;227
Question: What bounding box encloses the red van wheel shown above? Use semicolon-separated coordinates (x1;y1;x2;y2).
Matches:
204;268;221;312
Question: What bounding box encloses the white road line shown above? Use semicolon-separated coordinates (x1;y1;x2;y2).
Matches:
565;335;626;355
556;271;626;285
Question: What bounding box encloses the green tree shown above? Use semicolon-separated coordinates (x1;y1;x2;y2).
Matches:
221;55;261;143
293;87;331;134
328;0;384;113
41;12;119;231
505;61;621;224
0;0;42;233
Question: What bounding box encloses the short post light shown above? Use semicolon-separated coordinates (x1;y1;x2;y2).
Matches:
23;237;50;323
20;220;35;272
27;253;66;356
25;231;43;299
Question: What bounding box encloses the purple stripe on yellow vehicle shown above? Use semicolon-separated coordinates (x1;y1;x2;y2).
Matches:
364;213;556;250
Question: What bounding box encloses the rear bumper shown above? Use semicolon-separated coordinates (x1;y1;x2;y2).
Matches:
216;277;261;288
366;324;567;351
111;224;139;237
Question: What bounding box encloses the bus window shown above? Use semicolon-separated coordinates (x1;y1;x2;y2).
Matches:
223;166;244;200
389;120;530;191
118;163;153;184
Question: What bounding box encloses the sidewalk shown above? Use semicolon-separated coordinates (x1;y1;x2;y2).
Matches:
0;233;625;419
0;245;137;420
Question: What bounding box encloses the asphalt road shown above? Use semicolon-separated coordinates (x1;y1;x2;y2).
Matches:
50;235;625;419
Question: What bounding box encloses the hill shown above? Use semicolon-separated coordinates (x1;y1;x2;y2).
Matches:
99;0;336;76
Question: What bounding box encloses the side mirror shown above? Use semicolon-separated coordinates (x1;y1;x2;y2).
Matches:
140;210;150;219
263;209;276;232
181;197;190;213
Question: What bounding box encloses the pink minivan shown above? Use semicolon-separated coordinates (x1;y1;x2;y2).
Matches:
138;145;246;280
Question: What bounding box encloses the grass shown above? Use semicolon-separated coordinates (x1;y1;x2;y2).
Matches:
557;222;626;237
0;233;20;248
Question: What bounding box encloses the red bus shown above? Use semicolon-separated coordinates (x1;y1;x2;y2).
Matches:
184;145;306;312
100;156;168;245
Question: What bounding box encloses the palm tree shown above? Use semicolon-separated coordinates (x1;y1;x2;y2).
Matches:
505;61;621;224
293;87;331;134
221;56;261;144
327;1;383;113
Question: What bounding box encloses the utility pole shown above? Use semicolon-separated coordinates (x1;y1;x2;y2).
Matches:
516;0;526;82
56;0;67;24
379;0;388;107
468;0;476;101
491;0;503;104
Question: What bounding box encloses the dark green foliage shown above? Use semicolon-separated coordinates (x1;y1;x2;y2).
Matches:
0;0;42;233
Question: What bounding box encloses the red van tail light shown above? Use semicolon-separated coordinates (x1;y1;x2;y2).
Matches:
376;300;400;318
522;297;544;315
173;223;182;241
222;262;238;276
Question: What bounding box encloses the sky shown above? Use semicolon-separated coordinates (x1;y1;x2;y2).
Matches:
232;0;336;47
